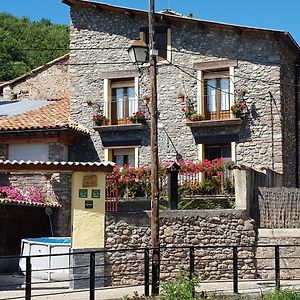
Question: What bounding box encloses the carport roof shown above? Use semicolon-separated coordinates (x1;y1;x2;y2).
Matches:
0;160;115;173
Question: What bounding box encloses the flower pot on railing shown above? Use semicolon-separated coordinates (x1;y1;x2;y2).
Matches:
177;91;185;103
92;113;109;126
129;111;146;125
231;101;247;118
143;96;151;105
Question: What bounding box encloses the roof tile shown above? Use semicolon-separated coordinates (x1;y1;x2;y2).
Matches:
0;98;89;134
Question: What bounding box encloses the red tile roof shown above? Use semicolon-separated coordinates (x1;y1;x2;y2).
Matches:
0;97;89;134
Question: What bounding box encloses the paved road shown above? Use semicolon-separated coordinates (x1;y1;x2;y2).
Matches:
1;274;300;300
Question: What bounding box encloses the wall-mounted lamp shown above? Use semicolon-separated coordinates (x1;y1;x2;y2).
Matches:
128;39;148;65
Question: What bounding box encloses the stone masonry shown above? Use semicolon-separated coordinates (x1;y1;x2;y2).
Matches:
2;54;70;101
66;3;299;186
257;229;300;281
105;210;257;286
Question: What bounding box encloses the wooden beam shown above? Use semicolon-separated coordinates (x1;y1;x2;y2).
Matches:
194;59;238;71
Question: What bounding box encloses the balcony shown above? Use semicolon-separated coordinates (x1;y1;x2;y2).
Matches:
94;119;149;148
186;117;243;144
94;123;146;133
186;118;243;128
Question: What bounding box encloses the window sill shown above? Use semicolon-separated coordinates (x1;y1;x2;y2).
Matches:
94;123;146;132
186;118;243;128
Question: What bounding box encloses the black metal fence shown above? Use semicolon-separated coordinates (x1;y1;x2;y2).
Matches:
1;244;300;299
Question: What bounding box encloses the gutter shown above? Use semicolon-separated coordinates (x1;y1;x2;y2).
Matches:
0;128;87;135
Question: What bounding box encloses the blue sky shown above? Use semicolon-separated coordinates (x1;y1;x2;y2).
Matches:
1;0;300;45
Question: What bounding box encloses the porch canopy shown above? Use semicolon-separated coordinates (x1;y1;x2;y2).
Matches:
0;160;114;173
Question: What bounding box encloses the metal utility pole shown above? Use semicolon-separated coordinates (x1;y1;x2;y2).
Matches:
149;0;160;295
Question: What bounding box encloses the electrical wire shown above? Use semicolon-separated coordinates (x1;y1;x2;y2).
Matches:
2;58;298;91
172;63;300;88
6;46;300;69
1;56;298;97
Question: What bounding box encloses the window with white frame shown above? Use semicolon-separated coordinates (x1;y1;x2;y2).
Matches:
203;71;230;120
104;78;138;125
204;144;232;162
107;148;136;167
196;60;236;120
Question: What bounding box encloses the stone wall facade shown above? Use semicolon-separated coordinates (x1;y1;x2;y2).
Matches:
257;229;300;280
2;55;69;101
67;4;298;186
105;210;257;285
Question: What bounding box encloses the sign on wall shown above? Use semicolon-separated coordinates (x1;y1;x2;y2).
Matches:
82;175;97;187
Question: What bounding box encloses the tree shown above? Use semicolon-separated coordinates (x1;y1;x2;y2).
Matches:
0;13;69;81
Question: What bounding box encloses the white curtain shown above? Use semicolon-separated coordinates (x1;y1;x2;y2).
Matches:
207;79;216;112
127;87;135;117
220;79;230;111
116;88;124;119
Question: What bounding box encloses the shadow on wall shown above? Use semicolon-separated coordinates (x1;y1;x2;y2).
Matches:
51;173;72;236
69;136;100;162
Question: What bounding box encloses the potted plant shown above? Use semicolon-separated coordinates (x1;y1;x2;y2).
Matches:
129;111;146;124
143;95;151;105
231;100;247;117
92;113;109;126
177;91;185;103
189;113;205;121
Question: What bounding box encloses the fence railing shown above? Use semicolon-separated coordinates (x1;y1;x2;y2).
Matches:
1;244;300;299
105;168;235;212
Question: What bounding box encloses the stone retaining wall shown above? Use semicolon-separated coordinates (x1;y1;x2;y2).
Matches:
257;229;300;280
105;210;257;285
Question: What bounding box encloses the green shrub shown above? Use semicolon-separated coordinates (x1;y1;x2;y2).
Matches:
157;271;200;300
263;289;300;300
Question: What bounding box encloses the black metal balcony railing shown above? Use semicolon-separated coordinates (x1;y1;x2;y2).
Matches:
108;96;142;125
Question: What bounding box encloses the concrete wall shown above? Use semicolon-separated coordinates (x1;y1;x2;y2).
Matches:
67;5;297;187
71;171;106;249
3;56;69;101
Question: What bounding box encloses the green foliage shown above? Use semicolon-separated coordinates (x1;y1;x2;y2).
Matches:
0;13;69;81
157;271;200;300
262;289;300;300
121;291;152;299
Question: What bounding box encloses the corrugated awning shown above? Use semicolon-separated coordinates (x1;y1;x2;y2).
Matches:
0;160;115;173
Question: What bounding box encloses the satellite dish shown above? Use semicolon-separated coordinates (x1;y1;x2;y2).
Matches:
45;207;53;216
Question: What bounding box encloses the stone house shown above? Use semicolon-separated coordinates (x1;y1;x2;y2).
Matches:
62;0;300;187
0;53;93;163
0;53;70;101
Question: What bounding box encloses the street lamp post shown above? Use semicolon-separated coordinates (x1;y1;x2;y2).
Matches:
128;0;160;295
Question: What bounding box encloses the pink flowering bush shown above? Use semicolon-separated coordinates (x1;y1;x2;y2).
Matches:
107;158;233;198
0;186;47;203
